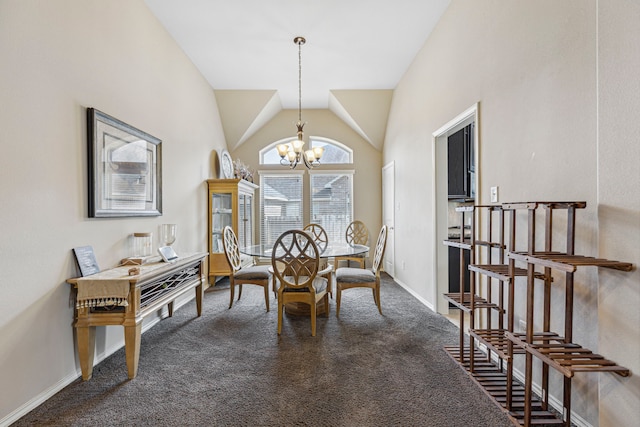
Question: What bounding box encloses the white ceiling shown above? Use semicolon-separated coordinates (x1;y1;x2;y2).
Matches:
144;0;451;109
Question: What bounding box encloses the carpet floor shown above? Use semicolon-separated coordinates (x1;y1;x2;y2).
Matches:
12;274;514;426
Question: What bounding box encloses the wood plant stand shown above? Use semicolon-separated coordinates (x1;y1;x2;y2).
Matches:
442;201;633;426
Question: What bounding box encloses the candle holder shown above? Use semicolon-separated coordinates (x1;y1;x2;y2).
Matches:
159;224;177;247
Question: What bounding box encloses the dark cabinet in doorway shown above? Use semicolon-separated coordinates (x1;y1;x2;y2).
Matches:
448;245;470;295
447;123;475;199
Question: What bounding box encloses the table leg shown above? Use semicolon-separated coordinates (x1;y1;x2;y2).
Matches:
195;283;203;316
76;325;96;381
124;323;142;379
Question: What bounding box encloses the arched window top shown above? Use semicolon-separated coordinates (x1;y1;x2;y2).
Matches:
260;136;353;165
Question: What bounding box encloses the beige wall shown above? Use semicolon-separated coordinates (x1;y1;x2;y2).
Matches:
384;0;639;425
597;1;640;426
1;0;637;425
231;108;383;245
0;0;225;423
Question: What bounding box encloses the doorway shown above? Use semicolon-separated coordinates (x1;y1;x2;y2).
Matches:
431;103;479;314
382;161;395;277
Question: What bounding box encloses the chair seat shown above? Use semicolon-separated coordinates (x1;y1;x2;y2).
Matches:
234;264;271;280
282;276;327;293
336;267;375;283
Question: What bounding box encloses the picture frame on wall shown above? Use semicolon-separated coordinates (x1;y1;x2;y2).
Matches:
87;108;162;217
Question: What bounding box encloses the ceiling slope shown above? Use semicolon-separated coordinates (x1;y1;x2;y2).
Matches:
216;89;394;150
214;90;281;150
329;90;394;151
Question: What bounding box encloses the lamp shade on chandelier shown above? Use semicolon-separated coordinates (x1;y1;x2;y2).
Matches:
276;36;323;169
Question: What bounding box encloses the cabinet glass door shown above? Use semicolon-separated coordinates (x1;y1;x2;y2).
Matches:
239;193;253;247
211;192;232;253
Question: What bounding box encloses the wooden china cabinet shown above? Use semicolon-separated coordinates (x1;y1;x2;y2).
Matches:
206;178;258;285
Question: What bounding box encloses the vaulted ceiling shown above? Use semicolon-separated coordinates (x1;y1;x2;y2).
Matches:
144;0;450;149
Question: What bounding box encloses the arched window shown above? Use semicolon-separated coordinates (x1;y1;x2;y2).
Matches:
260;136;353;165
259;137;354;245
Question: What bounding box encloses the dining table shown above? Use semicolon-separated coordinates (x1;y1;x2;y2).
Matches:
240;241;369;260
240;241;369;315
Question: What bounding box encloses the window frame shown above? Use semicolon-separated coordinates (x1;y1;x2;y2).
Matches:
259;136;353;165
308;169;355;243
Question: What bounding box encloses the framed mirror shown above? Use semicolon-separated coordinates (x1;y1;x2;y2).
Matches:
87;108;162;217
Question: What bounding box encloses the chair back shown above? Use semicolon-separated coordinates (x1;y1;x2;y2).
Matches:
345;220;369;246
272;229;320;291
222;226;242;273
371;225;388;272
303;223;328;252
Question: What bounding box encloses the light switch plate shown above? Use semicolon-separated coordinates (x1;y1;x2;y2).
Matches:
490;186;499;203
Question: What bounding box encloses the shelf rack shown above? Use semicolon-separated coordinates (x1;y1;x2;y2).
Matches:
504;201;633;427
443;205;507;367
443;201;633;427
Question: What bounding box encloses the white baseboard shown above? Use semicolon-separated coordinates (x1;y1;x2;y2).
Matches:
394;277;436;311
510;366;592;427
0;295;194;427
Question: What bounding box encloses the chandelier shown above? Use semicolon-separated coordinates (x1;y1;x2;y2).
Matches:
276;36;323;169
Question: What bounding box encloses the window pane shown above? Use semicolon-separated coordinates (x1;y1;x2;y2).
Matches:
310;173;353;242
311;139;351;164
261;137;352;165
262;146;283;165
260;174;303;246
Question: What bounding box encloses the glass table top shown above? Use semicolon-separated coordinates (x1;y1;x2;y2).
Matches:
240;242;369;258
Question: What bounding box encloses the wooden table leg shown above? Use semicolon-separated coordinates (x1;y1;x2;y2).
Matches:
124;323;142;379
76;325;96;381
195;282;203;316
167;302;174;317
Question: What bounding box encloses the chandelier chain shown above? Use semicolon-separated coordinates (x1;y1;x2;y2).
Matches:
298;37;302;123
276;36;322;169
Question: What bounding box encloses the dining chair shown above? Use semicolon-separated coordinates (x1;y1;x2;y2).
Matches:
271;229;329;336
335;220;369;268
303;223;334;297
302;223;328;252
222;226;272;311
335;225;387;317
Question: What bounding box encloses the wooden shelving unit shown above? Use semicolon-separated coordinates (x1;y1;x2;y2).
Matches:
443;205;505;367
505;202;632;427
443;201;634;427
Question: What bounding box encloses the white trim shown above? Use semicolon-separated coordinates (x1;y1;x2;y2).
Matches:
431;102;479;313
308;169;355;175
433;104;478;137
258;169;304;176
395;278;435;311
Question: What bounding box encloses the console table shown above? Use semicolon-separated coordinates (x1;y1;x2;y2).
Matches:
68;253;207;380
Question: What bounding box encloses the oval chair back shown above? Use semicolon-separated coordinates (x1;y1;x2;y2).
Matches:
271;229;329;336
335;220;370;268
371;225;388;273
303;223;334;296
302;223;328;252
346;220;369;246
222;226;242;273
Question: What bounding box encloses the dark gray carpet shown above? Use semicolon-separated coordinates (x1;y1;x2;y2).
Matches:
13;274;514;426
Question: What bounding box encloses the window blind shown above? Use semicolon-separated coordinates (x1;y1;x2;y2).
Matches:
260;173;303;246
310;172;353;242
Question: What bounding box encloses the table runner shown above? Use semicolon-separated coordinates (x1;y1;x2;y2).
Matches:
74;262;169;309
